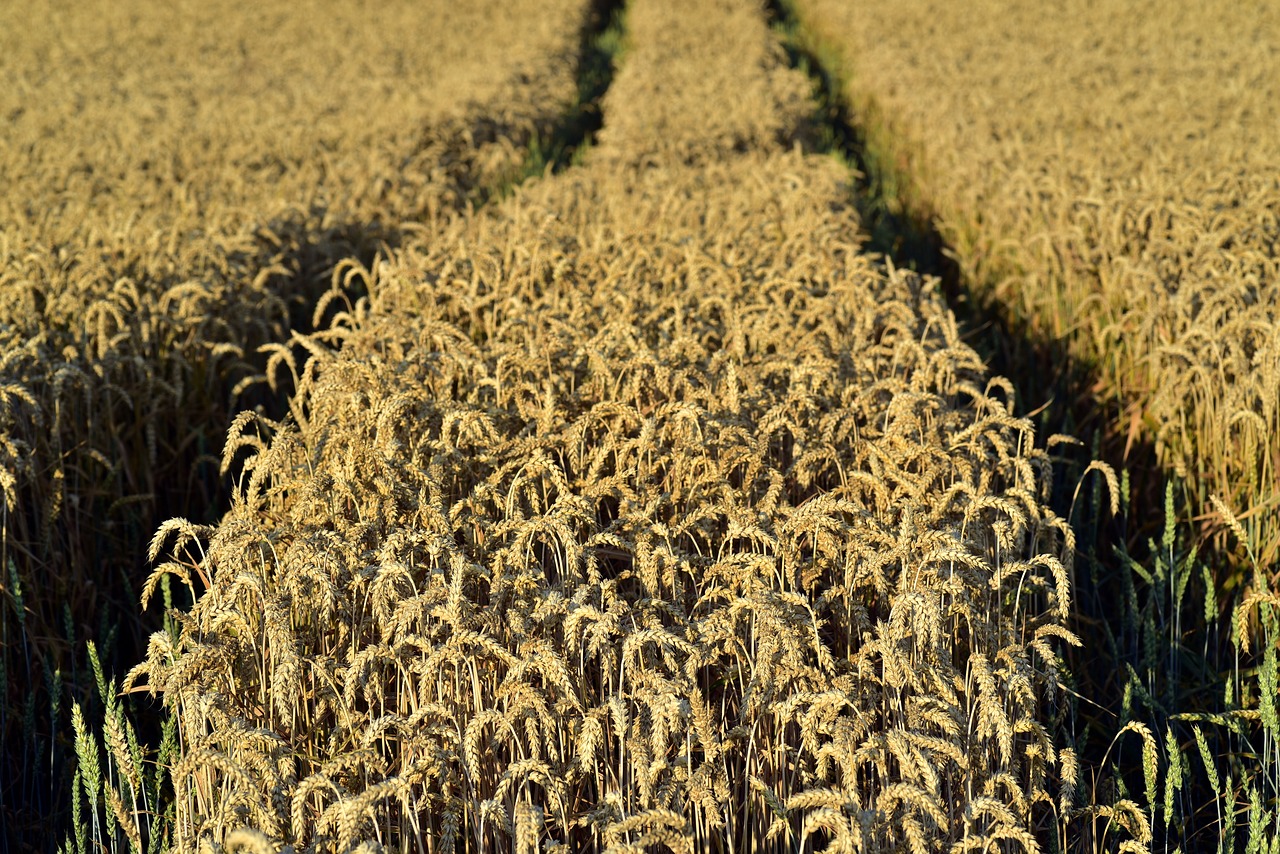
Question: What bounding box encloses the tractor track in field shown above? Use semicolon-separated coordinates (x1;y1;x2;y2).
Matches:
763;2;1216;850
15;0;1141;848
138;0;1086;849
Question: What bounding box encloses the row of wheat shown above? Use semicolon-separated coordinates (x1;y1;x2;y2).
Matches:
790;0;1280;569
785;0;1280;848
129;0;1100;851
0;0;595;845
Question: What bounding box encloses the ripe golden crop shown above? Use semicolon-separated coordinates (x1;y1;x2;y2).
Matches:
0;0;591;844
134;0;1084;850
793;0;1280;572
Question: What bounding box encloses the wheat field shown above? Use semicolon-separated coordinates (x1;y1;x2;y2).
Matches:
787;0;1280;849
6;0;1271;851
124;0;1090;851
0;0;594;845
790;0;1280;570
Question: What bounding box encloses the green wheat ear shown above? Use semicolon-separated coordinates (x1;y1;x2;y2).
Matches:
71;702;103;848
71;767;87;854
1161;726;1181;834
